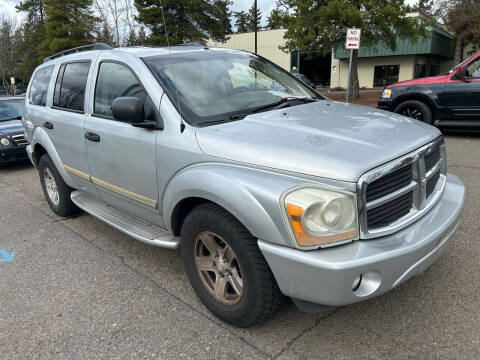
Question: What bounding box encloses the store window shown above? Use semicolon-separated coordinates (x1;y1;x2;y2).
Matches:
373;65;399;87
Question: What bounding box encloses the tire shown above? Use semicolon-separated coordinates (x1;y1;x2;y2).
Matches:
181;203;283;327
394;100;433;124
38;154;79;217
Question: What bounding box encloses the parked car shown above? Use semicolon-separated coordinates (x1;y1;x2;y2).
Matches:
378;51;480;127
24;43;465;327
0;96;28;165
293;73;315;88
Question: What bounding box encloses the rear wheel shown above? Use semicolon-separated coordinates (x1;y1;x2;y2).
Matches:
181;203;283;327
394;100;433;124
38;154;79;217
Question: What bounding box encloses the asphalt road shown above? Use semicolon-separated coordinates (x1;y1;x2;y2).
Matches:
1;133;479;359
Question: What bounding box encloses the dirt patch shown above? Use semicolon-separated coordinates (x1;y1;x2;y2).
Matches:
324;90;382;108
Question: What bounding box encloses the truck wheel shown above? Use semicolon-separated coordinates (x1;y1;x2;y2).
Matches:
38;154;79;217
394;100;433;124
181;203;283;327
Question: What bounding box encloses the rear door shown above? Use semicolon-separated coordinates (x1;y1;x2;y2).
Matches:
83;59;161;225
44;60;94;191
443;56;480;122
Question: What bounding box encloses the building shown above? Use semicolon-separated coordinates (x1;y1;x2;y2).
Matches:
209;13;455;89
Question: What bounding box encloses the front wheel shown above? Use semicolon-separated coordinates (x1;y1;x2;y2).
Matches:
181;203;283;327
38;154;79;217
394;100;433;124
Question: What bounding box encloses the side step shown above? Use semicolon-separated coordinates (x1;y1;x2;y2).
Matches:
71;190;180;249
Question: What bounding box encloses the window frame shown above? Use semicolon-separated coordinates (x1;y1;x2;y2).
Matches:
92;59;159;122
51;60;92;114
28;65;54;107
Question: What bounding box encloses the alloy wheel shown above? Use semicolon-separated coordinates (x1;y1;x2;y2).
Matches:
401;106;423;121
44;167;59;206
193;231;244;305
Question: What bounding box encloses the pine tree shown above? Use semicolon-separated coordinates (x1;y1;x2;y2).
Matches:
134;0;232;45
247;3;262;31
266;8;288;30
15;0;47;81
39;0;97;59
234;11;250;33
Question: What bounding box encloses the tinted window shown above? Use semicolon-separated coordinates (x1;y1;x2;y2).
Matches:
466;58;480;78
54;62;90;112
94;62;155;120
0;100;24;121
29;66;53;106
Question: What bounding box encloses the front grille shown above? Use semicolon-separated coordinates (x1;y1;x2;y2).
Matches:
11;134;28;146
359;137;446;238
425;148;440;172
366;164;412;202
367;192;413;229
426;169;440;198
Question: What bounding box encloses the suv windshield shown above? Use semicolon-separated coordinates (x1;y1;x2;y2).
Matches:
0;99;24;122
143;50;321;125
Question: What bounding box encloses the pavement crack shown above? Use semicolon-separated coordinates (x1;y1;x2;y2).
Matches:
271;308;338;359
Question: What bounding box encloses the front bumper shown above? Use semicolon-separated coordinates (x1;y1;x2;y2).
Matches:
0;145;28;163
377;99;393;112
259;173;465;307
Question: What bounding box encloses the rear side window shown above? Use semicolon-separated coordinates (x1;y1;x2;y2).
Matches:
28;66;54;106
94;61;155;120
53;61;91;112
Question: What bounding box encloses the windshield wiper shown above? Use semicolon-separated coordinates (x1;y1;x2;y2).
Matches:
250;97;319;114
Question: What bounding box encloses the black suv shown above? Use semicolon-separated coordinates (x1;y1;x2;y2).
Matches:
378;52;480;127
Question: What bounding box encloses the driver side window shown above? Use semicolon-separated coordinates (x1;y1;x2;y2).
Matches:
466;58;480;79
94;62;155;120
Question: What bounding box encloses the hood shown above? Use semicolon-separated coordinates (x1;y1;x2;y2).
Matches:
0;120;23;136
388;74;449;87
195;101;440;182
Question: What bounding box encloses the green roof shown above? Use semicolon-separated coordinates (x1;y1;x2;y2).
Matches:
335;24;454;59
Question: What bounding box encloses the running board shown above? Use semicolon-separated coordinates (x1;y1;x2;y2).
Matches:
71;190;180;249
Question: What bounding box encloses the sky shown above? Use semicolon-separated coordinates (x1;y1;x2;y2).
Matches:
1;0;420;26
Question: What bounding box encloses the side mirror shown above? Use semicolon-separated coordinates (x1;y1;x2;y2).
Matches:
455;66;466;80
112;97;145;124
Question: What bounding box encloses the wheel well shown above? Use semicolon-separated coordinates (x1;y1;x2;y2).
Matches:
393;95;437;118
171;197;213;237
33;144;47;166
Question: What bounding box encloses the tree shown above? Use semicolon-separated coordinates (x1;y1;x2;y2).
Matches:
266;8;289;30
0;17;23;94
438;0;480;64
247;3;262;31
280;0;424;99
134;0;232;45
234;11;250;33
15;0;47;81
39;0;97;59
407;0;436;17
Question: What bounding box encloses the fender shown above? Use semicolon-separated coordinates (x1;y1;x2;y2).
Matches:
161;162;354;248
391;85;444;119
31;126;75;188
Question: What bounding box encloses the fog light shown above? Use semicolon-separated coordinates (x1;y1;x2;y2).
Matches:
352;274;362;291
352;271;382;297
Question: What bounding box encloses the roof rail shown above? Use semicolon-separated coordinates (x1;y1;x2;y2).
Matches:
43;43;113;63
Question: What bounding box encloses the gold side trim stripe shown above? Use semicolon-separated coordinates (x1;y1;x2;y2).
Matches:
91;176;157;207
64;165;157;208
64;165;90;181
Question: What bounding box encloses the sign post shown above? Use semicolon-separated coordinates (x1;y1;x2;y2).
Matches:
345;28;361;103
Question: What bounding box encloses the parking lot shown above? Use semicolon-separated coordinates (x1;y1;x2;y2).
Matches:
0;133;479;359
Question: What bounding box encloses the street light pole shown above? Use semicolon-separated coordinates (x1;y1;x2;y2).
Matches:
254;0;257;54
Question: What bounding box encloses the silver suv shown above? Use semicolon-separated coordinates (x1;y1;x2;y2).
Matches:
24;43;465;327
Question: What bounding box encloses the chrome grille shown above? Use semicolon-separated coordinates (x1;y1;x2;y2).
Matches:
358;137;446;239
11;133;28;146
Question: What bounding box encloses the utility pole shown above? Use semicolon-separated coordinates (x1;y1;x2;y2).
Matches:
254;0;258;54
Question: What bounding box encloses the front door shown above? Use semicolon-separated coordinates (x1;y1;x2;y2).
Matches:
83;60;161;225
443;56;480;121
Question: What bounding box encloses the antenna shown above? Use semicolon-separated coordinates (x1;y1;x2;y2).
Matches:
159;0;185;133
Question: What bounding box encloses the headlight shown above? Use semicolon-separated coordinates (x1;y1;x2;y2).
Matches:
0;137;10;146
381;88;392;99
283;187;358;248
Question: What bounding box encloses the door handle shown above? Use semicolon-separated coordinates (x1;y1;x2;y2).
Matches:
84;132;101;142
43;121;53;129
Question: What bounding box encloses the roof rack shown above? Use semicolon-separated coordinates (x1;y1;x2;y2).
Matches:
43;43;113;63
